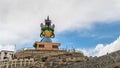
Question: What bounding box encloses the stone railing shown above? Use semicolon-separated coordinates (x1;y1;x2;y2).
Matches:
0;58;34;68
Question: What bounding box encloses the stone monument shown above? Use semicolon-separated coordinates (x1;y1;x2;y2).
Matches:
15;16;63;59
33;16;60;50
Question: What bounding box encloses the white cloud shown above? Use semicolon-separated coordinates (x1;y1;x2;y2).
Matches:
0;44;15;51
76;36;120;56
0;0;120;49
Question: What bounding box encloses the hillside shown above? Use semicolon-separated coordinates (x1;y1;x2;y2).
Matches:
64;50;120;68
1;50;120;68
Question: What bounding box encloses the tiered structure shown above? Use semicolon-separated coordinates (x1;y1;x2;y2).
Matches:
15;16;64;59
33;16;60;50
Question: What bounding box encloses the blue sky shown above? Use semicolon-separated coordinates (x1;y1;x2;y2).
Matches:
16;22;120;49
56;22;120;48
0;0;120;56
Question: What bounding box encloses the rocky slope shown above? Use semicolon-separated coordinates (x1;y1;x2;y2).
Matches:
64;50;120;68
10;50;120;68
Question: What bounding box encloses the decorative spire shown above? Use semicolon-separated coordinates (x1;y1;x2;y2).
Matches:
45;16;50;21
47;16;49;20
45;16;51;27
40;16;55;42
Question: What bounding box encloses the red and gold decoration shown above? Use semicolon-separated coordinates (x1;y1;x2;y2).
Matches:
40;16;55;42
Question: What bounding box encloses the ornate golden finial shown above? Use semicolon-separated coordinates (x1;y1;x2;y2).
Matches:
40;16;55;42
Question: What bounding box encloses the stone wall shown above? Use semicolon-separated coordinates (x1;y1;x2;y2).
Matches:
0;51;85;68
15;49;80;59
0;58;34;68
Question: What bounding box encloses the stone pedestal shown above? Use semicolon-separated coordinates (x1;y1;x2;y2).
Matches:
33;42;60;50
